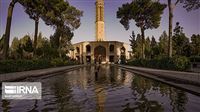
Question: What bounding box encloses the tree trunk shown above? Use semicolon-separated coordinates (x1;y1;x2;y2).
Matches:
59;33;62;58
141;27;145;59
2;0;16;60
33;16;39;56
168;0;173;58
59;46;62;58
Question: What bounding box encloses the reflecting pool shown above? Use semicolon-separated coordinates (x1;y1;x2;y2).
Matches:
1;65;200;112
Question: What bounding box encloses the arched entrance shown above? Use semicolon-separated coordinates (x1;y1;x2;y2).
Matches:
94;45;106;62
86;45;91;63
120;47;126;64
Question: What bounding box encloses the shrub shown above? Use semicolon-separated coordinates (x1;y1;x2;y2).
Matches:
50;58;65;66
127;56;190;71
0;58;78;74
190;56;200;62
172;56;190;71
0;59;51;73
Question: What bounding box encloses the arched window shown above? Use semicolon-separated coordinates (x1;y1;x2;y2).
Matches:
121;47;126;55
76;47;80;54
109;44;114;53
86;45;91;53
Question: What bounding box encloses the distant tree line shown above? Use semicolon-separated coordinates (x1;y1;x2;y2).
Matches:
129;22;200;59
0;32;80;74
127;22;199;71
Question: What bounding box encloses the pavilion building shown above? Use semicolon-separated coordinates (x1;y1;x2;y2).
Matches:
69;0;130;64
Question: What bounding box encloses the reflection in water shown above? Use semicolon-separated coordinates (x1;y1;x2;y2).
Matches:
1;100;11;112
0;65;200;112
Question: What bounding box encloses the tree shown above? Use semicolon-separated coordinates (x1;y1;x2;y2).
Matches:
0;35;5;59
172;22;190;56
10;37;26;59
2;0;45;59
191;34;200;56
16;43;23;59
150;36;159;58
0;35;5;53
129;31;137;55
40;39;53;59
151;36;157;49
38;37;55;59
50;27;74;57
180;0;200;11
21;35;33;53
2;0;26;59
36;32;44;49
11;37;20;52
117;0;166;59
22;0;45;56
167;0;174;58
10;37;20;59
135;34;143;59
35;33;57;59
42;0;82;57
167;0;200;58
2;0;17;59
10;35;34;59
145;37;151;59
159;31;168;55
22;0;82;57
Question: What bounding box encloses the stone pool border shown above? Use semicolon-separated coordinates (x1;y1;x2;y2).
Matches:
0;65;84;82
116;64;200;96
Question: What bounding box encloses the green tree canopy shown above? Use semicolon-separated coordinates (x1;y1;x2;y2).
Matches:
179;0;200;11
10;35;33;59
191;34;200;56
42;0;83;57
20;35;33;53
145;37;151;59
129;31;137;54
159;31;168;55
135;34;143;59
150;36;160;58
11;37;20;52
172;22;190;56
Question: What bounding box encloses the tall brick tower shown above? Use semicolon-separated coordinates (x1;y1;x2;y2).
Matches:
95;0;105;41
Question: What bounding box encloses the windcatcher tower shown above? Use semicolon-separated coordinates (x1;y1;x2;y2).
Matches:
95;0;105;41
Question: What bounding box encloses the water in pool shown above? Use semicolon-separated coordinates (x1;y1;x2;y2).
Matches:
0;65;200;112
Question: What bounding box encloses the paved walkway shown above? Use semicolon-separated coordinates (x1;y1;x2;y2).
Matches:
0;65;84;82
117;64;200;96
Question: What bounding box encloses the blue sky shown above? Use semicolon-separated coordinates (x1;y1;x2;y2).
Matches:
0;0;199;45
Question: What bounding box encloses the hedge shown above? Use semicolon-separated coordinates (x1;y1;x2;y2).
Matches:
0;58;79;74
126;56;190;71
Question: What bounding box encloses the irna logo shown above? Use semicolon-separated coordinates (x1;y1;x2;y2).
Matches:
2;82;41;99
5;85;39;94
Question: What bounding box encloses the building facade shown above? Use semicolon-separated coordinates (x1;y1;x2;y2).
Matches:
69;0;130;64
